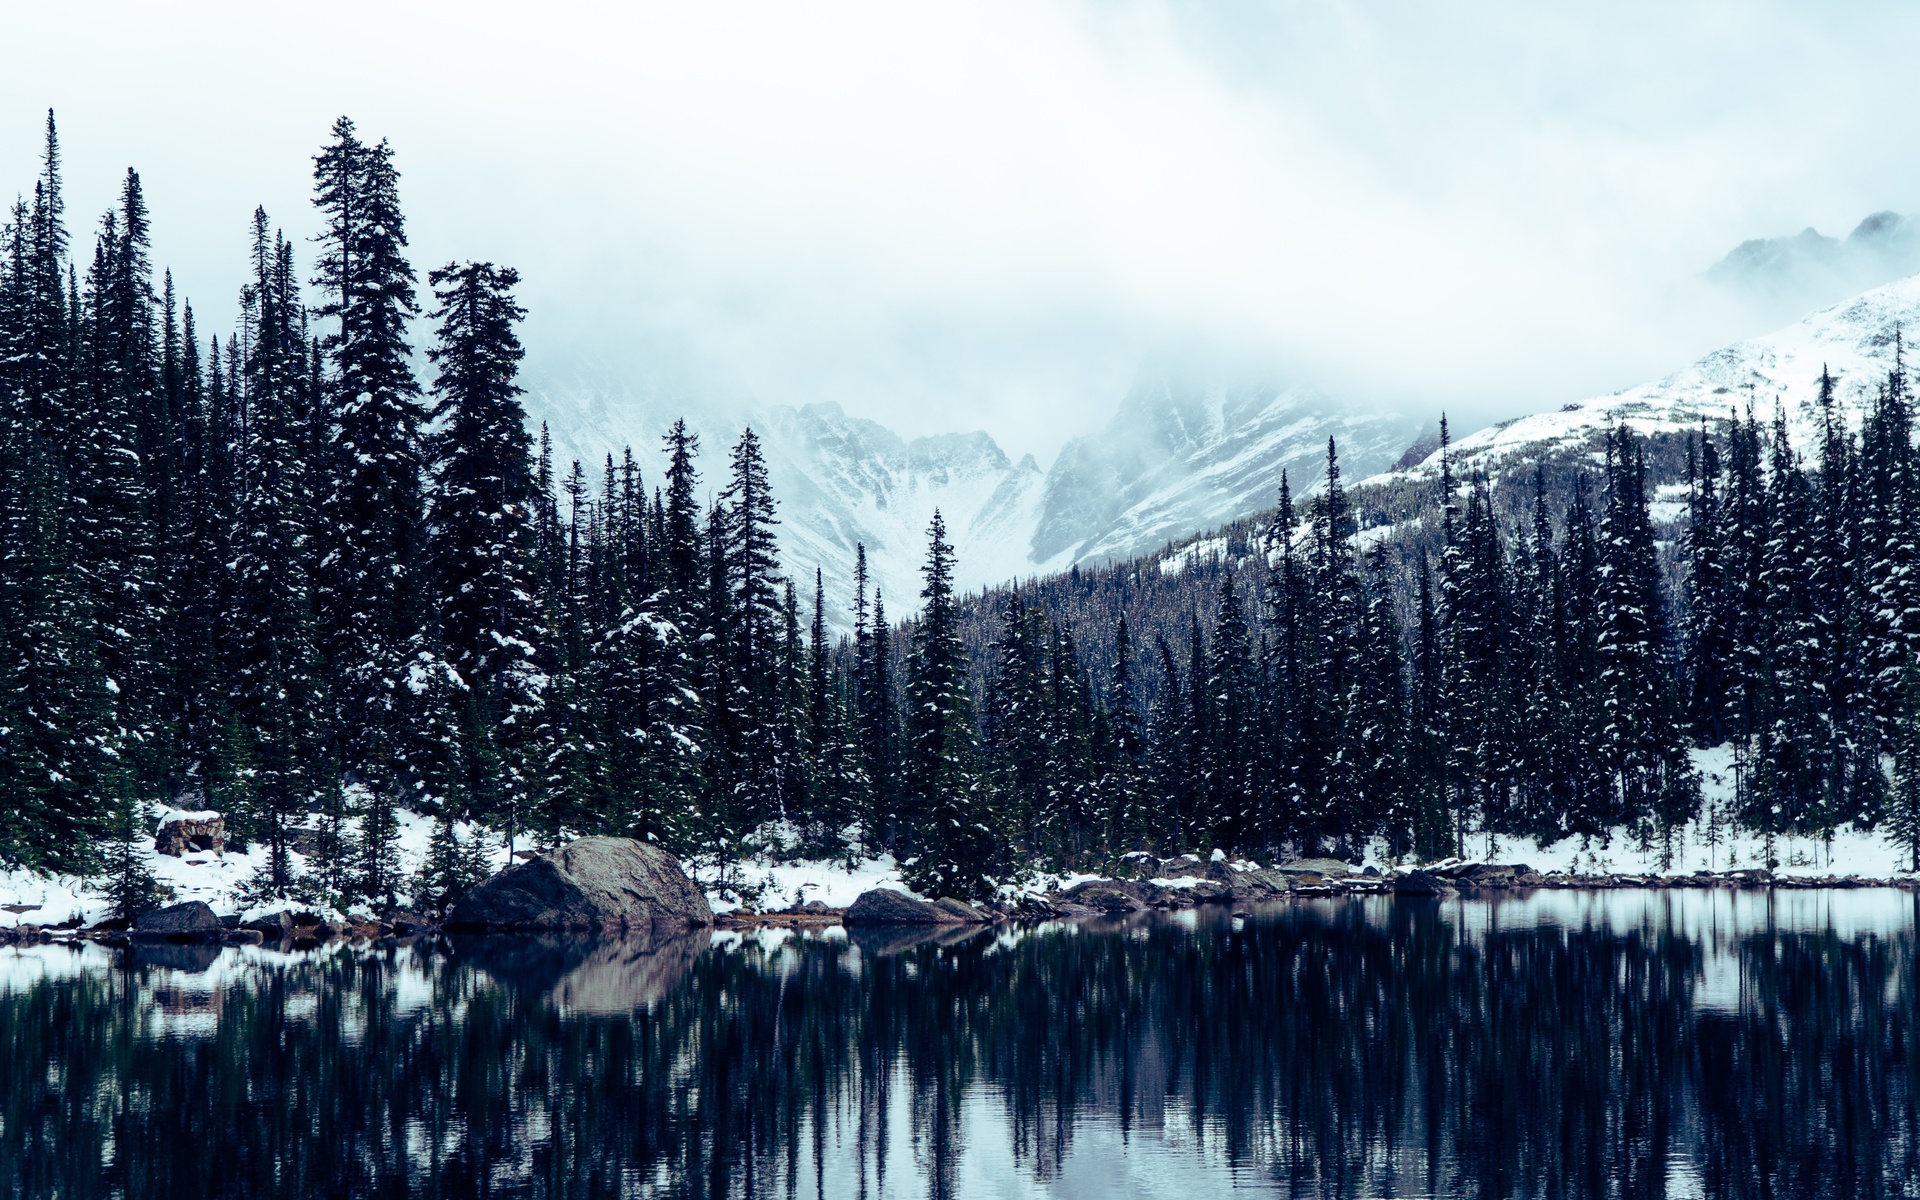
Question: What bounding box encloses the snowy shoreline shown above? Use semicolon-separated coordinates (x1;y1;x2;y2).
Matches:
3;738;1914;935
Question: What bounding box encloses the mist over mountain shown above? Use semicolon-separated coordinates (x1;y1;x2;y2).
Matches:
1033;369;1421;566
1705;210;1920;328
522;365;1419;626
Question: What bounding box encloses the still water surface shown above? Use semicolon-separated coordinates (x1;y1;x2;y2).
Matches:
3;890;1917;1199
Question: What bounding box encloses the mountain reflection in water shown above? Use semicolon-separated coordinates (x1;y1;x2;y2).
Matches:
3;890;1917;1199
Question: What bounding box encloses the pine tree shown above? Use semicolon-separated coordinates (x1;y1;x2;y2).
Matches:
1405;554;1452;859
99;765;157;924
226;212;320;893
1596;431;1698;849
1102;611;1147;854
1890;665;1920;873
416;812;492;913
310;116;427;774
720;428;783;826
1260;473;1306;845
901;512;998;899
1684;425;1738;741
1352;543;1408;845
1207;573;1259;854
422;260;545;828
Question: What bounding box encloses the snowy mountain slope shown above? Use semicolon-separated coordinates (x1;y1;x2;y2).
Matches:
519;385;1050;625
525;366;1418;622
755;403;1049;619
1374;272;1920;486
1032;374;1423;565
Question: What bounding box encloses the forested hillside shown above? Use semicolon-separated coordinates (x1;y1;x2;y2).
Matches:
6;113;1920;912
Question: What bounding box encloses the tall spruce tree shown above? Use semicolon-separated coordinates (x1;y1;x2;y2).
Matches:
422;261;544;827
310;116;427;776
901;511;998;899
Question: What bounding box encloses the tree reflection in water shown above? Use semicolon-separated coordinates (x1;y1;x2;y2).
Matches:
2;890;1917;1199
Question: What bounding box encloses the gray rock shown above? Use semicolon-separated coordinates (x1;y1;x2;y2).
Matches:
1281;857;1357;877
1073;886;1144;913
1228;869;1295;900
447;836;712;931
844;889;970;925
1063;878;1167;907
1456;864;1524;886
1183;880;1234;904
1012;895;1061;919
133;901;223;940
1156;854;1209;880
934;897;989;923
242;910;295;936
1392;870;1449;895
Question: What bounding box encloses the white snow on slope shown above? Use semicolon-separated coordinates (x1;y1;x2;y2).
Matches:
528;378;1417;627
1395;744;1914;880
699;854;910;914
0;808;507;928
1033;377;1421;567
1373;272;1920;487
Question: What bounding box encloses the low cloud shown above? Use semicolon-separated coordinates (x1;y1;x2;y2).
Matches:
5;0;1919;461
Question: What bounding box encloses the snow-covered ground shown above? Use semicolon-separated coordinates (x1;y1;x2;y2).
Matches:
698;854;910;914
4;740;1911;931
1379;744;1915;880
0;807;507;929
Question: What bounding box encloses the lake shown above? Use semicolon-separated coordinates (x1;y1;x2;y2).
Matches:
3;890;1916;1198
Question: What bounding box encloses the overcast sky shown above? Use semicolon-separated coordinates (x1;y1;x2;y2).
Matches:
5;1;1919;462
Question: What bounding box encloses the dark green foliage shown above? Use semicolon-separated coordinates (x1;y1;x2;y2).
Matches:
98;767;156;924
901;512;1001;899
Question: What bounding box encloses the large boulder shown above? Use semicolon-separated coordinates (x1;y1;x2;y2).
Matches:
133;900;223;940
844;888;971;925
446;836;711;931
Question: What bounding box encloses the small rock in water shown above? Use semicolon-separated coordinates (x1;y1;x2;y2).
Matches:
1392;870;1449;896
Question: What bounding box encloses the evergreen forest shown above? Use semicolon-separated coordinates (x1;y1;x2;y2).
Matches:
6;113;1920;906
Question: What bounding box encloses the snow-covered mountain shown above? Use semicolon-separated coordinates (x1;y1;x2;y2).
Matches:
525;385;1049;625
752;403;1048;620
1376;271;1920;487
1033;373;1423;565
524;370;1416;624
